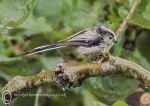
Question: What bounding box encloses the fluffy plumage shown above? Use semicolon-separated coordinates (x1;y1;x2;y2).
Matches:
20;26;117;56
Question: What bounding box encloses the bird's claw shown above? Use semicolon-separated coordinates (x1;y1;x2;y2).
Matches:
88;52;110;63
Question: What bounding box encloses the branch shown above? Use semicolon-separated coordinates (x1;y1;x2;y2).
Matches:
1;56;150;101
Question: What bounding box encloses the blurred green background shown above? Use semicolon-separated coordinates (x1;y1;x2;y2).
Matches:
0;0;150;106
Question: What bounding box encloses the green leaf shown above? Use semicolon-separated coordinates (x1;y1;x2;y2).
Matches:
40;56;64;70
60;0;105;29
20;16;52;33
0;0;37;28
137;32;150;62
82;90;107;106
34;0;61;19
112;100;128;106
132;50;150;71
88;74;139;100
0;97;6;106
11;92;36;106
0;56;31;77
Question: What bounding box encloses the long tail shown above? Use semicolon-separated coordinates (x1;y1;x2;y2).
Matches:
19;44;65;56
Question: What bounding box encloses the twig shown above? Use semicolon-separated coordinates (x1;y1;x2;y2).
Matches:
115;0;138;37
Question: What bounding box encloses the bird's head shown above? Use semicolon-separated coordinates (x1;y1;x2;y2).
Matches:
96;26;117;44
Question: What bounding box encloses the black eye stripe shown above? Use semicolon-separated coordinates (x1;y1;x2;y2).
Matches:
96;26;115;38
96;27;106;35
108;32;115;38
88;37;103;47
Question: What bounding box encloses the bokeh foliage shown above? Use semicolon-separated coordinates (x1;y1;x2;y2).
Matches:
0;0;150;106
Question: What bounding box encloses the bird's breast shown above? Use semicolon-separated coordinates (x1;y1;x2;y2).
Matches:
77;46;104;55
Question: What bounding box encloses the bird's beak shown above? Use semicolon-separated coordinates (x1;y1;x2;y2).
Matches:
113;39;117;43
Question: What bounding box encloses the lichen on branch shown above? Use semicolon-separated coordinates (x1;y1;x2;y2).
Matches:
2;56;150;101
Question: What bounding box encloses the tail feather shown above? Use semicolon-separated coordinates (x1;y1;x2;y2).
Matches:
19;44;65;56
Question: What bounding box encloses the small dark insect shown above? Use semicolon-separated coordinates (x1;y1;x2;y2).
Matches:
20;26;117;56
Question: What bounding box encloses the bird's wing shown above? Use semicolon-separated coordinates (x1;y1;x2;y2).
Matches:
62;27;102;47
58;28;90;43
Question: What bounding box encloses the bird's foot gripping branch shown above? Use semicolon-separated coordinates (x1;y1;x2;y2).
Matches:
55;63;83;88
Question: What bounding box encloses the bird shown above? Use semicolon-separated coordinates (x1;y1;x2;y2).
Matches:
20;26;117;57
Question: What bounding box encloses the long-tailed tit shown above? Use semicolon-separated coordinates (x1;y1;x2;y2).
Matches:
20;26;117;56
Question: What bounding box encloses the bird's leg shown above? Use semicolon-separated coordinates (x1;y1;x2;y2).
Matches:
97;52;110;63
88;52;110;63
88;53;100;63
88;57;97;63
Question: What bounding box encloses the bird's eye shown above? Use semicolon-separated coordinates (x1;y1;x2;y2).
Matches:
109;37;112;39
